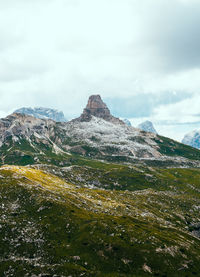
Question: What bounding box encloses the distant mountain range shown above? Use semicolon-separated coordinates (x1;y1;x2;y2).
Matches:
14;107;67;122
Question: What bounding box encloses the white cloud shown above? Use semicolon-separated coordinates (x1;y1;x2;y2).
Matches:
0;0;200;141
152;94;200;124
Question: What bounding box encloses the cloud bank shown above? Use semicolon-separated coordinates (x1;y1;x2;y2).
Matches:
0;0;200;140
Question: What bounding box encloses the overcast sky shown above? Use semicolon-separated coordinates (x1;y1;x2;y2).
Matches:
1;0;200;141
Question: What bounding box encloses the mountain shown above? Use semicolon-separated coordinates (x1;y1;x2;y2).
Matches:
1;95;200;167
74;94;125;125
182;129;200;149
122;118;132;126
14;107;67;122
138;120;157;134
1;95;200;276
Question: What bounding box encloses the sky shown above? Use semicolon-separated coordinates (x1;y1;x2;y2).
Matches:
0;0;200;141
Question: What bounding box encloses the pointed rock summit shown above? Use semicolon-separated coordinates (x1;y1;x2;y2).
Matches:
82;95;110;120
76;95;125;125
137;121;157;134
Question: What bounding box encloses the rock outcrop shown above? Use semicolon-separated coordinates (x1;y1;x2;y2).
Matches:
75;95;125;125
0;113;55;145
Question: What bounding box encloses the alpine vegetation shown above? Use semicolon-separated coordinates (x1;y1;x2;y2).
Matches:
0;95;200;276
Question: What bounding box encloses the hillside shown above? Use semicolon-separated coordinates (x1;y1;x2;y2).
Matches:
0;165;200;276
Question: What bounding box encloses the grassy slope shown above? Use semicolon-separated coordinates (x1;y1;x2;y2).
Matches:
34;161;200;192
0;166;200;276
154;135;200;161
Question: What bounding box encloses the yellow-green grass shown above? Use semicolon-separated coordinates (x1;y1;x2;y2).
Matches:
0;165;200;276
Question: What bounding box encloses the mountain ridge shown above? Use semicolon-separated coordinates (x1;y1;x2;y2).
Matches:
14;107;67;122
0;96;200;167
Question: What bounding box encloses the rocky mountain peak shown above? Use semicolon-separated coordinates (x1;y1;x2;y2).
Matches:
76;95;125;125
137;121;157;134
81;95;111;120
14;107;67;122
0;112;56;146
182;129;200;149
122;118;132;126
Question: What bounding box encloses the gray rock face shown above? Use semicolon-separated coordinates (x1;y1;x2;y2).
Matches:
137;121;157;134
0;112;161;161
0;113;55;140
122;119;132;126
182;130;200;149
75;95;125;125
14;107;67;122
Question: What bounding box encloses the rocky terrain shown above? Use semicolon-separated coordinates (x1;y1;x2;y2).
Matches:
0;95;200;276
182;129;200;149
0;95;200;167
14;107;67;122
138;120;157;134
74;94;125;125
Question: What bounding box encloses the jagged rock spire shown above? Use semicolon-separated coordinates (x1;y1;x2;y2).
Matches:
81;95;111;120
77;95;125;125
